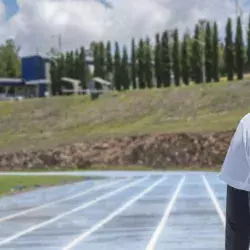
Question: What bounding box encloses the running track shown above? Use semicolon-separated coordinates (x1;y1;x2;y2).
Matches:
0;171;226;249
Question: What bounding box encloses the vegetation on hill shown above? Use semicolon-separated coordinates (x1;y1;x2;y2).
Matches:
0;79;250;152
0;16;249;171
50;15;249;94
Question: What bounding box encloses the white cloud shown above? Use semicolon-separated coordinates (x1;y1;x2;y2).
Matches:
0;0;249;56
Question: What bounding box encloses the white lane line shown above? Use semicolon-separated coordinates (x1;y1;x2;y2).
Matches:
0;178;127;223
146;176;185;250
0;176;149;247
202;175;226;227
63;176;167;250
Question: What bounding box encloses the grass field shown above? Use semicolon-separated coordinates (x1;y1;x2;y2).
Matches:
0;175;85;196
1;78;250;152
8;165;220;172
16;167;222;174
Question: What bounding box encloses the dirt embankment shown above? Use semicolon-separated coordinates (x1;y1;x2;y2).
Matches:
0;131;235;171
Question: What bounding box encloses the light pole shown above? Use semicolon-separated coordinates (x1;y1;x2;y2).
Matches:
235;0;243;20
52;34;62;53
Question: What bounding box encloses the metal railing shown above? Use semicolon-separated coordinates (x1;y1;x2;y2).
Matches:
61;89;113;94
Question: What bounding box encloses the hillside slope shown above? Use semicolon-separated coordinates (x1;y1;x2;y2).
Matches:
0;79;249;153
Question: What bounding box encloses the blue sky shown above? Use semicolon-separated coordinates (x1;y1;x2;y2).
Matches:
2;0;18;19
1;0;112;20
1;0;250;56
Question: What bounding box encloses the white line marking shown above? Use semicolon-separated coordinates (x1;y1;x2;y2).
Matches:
0;176;149;247
202;175;226;227
63;176;167;250
146;176;185;250
0;178;127;223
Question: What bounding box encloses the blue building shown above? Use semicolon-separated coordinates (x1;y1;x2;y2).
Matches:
0;55;51;99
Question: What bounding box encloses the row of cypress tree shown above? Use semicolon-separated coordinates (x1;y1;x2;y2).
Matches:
50;16;250;94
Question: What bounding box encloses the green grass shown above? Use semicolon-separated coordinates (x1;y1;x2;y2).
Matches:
0;175;85;196
87;165;221;172
1;78;250;152
8;165;154;172
6;165;221;173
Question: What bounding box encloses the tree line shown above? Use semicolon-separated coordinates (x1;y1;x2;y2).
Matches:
50;16;250;94
0;39;21;93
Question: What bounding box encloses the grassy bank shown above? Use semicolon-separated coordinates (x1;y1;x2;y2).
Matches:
0;175;85;196
5;165;221;172
1;79;249;152
83;165;221;172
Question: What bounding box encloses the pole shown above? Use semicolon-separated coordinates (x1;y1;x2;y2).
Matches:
52;34;62;54
235;0;239;19
235;0;243;20
58;34;62;53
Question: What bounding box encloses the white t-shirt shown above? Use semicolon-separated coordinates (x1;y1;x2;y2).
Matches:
219;113;250;191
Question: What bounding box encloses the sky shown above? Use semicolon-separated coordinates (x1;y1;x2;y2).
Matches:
0;0;249;56
2;0;18;18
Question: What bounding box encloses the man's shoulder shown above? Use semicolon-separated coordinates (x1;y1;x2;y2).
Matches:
241;113;250;122
239;113;250;130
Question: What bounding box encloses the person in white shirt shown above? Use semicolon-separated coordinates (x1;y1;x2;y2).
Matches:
219;113;250;250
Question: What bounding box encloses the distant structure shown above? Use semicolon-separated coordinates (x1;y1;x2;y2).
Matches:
61;76;113;96
61;77;82;94
89;77;113;100
0;55;51;99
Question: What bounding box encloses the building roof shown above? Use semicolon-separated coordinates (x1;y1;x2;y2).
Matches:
25;79;51;85
92;77;111;86
22;55;51;63
0;78;25;86
0;78;50;86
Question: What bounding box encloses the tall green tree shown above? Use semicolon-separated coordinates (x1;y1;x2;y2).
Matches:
155;33;162;88
191;24;203;83
235;16;244;80
181;33;190;85
50;59;58;95
121;46;130;90
137;38;146;89
198;19;208;41
78;47;88;89
219;42;226;77
49;51;63;96
74;49;80;79
106;41;113;80
99;41;106;78
93;43;101;77
205;22;213;82
65;51;71;79
185;32;193;80
131;38;137;89
225;18;234;81
1;39;21;78
212;21;220;82
57;54;68;91
70;51;76;78
161;31;171;87
172;29;181;86
113;42;121;91
247;14;250;71
145;37;153;88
